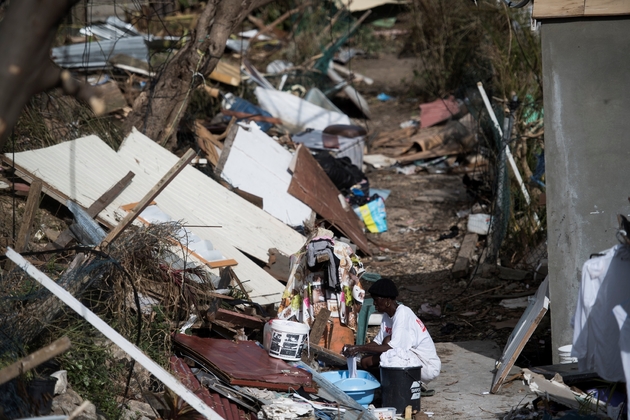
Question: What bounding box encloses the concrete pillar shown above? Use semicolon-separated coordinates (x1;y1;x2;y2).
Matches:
541;18;630;363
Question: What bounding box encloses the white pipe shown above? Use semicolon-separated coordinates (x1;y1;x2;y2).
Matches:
477;82;540;226
5;248;223;420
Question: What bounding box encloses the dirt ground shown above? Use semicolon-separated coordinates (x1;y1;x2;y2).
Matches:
351;52;551;368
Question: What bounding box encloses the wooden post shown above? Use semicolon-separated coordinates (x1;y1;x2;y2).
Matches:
100;149;196;247
15;178;42;252
0;336;71;385
5;178;42;270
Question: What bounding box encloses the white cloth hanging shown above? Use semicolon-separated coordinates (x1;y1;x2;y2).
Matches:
572;245;630;382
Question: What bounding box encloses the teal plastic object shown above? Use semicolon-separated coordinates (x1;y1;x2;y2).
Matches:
356;298;376;345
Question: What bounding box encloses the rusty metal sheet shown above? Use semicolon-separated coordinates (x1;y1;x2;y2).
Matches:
173;334;317;393
287;145;371;255
170;356;255;420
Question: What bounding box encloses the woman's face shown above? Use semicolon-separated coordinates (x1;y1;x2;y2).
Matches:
373;296;390;313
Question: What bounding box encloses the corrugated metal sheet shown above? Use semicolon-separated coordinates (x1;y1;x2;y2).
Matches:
173;334;317;392
5;131;306;304
220;123;313;226
170;356;257;420
51;37;149;69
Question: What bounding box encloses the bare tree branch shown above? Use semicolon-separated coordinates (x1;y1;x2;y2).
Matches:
123;0;275;150
0;0;104;151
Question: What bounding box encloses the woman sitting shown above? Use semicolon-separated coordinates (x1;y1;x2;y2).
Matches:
343;278;441;384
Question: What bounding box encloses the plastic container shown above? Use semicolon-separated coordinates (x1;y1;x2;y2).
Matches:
320;370;381;407
262;319;310;361
27;377;57;415
467;213;491;235
380;365;422;414
371;407;396;420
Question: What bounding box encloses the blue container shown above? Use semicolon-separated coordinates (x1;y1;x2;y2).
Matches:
320;370;380;407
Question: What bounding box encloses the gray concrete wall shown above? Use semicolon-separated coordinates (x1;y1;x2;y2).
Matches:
542;18;630;362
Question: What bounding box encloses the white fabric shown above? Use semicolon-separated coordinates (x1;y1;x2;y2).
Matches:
572;245;630;381
374;304;441;382
612;302;630;420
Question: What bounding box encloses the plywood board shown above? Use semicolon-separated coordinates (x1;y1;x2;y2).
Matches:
288;144;371;255
209;60;242;87
533;0;585;18
584;0;630;15
491;277;549;393
220;123;314;226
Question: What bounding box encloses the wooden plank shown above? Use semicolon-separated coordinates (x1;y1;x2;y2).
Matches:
214;308;264;329
533;0;585;18
45;172;135;253
5;248;223;420
100;149;196;247
214;123;239;176
15;179;42;252
209;61;241;87
309;308;331;344
584;0;630;15
0;336;71;385
452;233;478;279
207;258;238;269
88;171;135;217
264;248;292;282
287;144;371;255
194;121;221;167
491;277;549;393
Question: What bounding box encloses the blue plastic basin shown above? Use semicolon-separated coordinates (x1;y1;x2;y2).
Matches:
320;370;381;406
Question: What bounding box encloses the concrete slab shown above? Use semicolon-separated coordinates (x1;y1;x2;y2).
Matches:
421;341;535;419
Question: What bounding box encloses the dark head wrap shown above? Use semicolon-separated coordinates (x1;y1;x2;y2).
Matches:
368;278;398;299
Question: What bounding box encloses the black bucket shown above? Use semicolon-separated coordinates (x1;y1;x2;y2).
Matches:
27;377;57;415
380;365;422;414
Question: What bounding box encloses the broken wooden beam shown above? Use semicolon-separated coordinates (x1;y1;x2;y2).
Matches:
452;233;478;279
264;248;292;283
15;178;42;252
308;343;346;367
309;308;331;345
5;178;42;271
214;308;264;329
100;149;196;247
0;336;71;385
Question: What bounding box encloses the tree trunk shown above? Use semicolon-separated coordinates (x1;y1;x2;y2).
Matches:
124;0;273;150
0;0;103;152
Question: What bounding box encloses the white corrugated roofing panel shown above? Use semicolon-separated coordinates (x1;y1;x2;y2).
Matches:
116;129;305;259
6;131;305;304
220;123;313;226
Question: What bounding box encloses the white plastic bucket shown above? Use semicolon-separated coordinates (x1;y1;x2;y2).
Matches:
467;213;491;235
558;344;577;364
263;319;310;361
